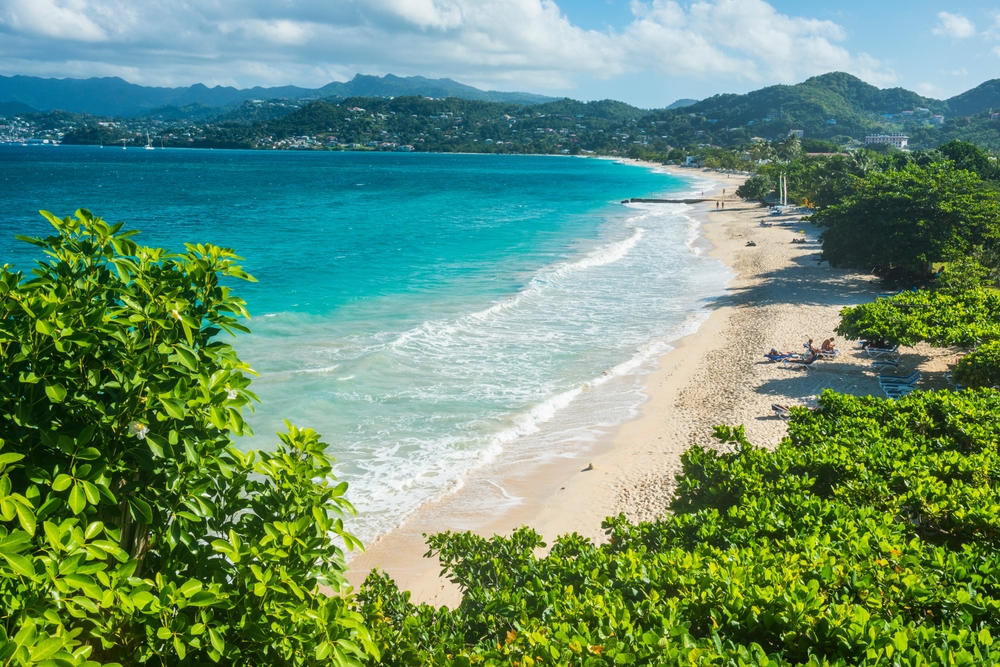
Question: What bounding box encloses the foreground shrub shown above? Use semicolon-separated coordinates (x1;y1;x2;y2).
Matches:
0;211;376;666
836;287;1000;347
359;389;1000;665
954;340;1000;388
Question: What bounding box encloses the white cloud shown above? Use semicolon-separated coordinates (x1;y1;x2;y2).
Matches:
932;11;976;39
0;0;897;96
1;0;109;41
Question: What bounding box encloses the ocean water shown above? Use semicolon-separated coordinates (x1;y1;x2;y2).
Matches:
0;146;729;542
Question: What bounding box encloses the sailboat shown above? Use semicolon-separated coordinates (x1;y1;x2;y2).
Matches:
145;132;155;150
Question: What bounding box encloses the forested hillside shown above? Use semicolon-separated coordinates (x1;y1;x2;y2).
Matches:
17;71;1000;153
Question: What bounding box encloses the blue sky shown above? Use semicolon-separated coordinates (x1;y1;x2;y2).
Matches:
0;0;998;107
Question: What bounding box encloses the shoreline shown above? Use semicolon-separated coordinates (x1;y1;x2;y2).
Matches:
343;166;739;602
344;163;958;606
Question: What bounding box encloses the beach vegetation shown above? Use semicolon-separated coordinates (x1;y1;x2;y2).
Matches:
812;161;1000;280
953;341;1000;388
734;173;774;202
0;210;376;666
358;389;1000;665
837;288;1000;348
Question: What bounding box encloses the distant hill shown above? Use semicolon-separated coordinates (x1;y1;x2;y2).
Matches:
317;74;554;105
658;72;948;143
0;73;557;118
946;79;1000;117
666;99;698;110
0;100;36;116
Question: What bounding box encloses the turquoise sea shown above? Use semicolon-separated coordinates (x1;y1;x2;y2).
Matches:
0;147;728;542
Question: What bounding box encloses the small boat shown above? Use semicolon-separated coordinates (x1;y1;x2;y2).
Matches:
145;132;154;150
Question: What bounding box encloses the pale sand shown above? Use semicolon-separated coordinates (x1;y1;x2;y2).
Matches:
345;165;957;606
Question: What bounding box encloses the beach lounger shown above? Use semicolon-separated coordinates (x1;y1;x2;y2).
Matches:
866;345;900;358
878;372;920;384
783;354;820;370
884;386;916;399
764;351;796;362
871;359;900;369
818;349;839;359
772;404;792;420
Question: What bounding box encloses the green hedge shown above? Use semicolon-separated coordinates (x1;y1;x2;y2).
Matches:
359;389;1000;665
836;288;1000;347
954;341;1000;388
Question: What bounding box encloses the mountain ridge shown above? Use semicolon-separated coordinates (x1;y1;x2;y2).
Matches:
0;73;557;117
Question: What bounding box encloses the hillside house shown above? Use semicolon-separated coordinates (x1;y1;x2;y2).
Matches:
865;133;909;149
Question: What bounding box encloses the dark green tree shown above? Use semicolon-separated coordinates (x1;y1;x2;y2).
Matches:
813;162;1000;279
735;174;774;202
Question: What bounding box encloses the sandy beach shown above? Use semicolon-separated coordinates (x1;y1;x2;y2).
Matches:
345;164;956;605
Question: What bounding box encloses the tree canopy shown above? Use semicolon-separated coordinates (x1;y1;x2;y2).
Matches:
812;162;1000;278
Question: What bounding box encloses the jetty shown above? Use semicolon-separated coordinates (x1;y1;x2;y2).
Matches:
621;198;712;204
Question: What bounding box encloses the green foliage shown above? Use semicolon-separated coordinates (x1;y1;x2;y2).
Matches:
939;140;1000;182
813;162;1000;278
358;389;1000;665
0;210;375;666
800;138;841;153
735;173;774;202
938;256;992;293
954;341;1000;388
836;288;1000;346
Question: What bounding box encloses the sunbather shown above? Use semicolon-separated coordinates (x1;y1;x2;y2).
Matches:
821;338;836;352
786;351;819;365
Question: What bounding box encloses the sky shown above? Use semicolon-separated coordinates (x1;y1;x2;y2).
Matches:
0;0;998;107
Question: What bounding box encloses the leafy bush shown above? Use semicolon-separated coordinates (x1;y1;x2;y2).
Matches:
954;340;1000;388
358;389;1000;665
837;287;1000;347
937;256;992;293
0;211;376;666
735;174;774;202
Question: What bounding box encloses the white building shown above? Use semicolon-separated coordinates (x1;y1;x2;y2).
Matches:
865;134;909;149
788;129;805;139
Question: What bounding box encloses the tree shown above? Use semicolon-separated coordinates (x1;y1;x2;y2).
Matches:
939;139;1000;182
735;173;774;202
813;162;1000;280
0;211;376;666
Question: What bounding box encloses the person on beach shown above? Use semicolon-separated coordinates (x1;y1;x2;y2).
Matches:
821;338;836;353
786;351;819;364
806;339;820;354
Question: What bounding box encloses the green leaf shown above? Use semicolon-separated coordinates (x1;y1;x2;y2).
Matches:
0;453;25;465
68;483;86;514
15;503;35;535
159;398;186;420
2;553;36;578
51;474;73;492
35;320;56;335
208;628;225;654
173;346;199;371
81;480;100;505
179;579;203;597
44;383;68;403
129;497;153;524
188;591;218;606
